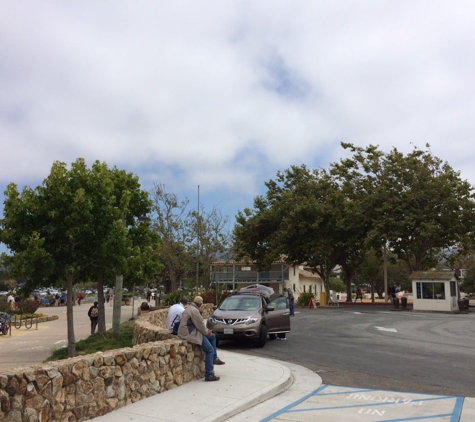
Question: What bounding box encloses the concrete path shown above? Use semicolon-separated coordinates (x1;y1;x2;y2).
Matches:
0;298;132;372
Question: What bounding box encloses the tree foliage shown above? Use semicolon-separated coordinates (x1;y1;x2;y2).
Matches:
0;159;160;355
150;183;231;292
234;143;475;301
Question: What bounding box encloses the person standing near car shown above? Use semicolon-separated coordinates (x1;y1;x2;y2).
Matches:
177;296;224;382
284;287;295;316
88;301;99;335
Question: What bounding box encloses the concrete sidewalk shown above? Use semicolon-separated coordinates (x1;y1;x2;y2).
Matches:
91;348;475;422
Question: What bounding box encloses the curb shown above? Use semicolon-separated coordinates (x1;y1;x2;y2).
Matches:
204;352;293;422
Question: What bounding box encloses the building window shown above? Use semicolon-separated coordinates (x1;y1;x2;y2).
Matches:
419;282;445;299
450;281;456;297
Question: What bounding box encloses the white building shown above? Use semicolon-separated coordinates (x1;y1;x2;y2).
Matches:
410;271;459;312
209;261;324;297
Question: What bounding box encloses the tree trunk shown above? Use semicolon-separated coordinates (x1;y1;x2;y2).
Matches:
112;274;123;339
66;274;76;358
370;277;375;302
97;272;106;334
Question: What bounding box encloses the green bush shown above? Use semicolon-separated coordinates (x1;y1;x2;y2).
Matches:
0;298;39;315
0;301;10;314
19;299;40;314
161;290;185;307
297;292;315;307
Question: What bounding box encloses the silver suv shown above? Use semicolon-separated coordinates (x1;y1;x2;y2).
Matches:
206;286;291;348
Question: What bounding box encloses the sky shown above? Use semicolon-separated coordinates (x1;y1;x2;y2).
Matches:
1;1;475;250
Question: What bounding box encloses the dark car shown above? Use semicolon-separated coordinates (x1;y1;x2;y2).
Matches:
206;288;291;348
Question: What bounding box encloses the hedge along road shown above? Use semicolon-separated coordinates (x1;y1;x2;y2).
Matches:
0;299;132;372
218;305;475;399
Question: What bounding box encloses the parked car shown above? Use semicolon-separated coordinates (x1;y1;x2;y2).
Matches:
206;286;290;348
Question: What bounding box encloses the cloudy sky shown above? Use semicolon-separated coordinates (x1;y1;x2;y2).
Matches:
1;1;475;238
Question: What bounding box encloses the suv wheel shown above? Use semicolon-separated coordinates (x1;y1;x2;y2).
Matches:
255;325;267;348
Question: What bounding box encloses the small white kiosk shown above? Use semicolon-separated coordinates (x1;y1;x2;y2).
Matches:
410;271;459;312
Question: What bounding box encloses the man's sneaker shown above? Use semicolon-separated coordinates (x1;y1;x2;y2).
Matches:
280;337;287;340
214;358;225;365
205;374;220;382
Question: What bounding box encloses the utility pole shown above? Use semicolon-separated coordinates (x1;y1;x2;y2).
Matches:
196;185;200;294
383;242;388;302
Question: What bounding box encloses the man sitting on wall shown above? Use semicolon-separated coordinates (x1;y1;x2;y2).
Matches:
177;296;224;382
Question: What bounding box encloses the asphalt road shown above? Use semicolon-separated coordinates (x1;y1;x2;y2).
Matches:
0;298;133;372
216;305;475;398
4;301;475;400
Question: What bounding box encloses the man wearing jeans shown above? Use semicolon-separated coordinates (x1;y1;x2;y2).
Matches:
284;287;295;316
178;296;224;381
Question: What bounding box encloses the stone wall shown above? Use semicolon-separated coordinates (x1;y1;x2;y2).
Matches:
0;304;215;421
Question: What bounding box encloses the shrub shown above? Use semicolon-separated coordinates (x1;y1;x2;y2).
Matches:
200;291;216;305
0;301;10;314
161;290;185;307
297;292;315;307
19;299;40;314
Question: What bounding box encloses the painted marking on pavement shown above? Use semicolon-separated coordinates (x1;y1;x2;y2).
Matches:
259;385;463;422
375;326;398;333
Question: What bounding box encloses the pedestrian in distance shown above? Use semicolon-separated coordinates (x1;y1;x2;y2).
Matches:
88;301;100;335
167;297;188;334
146;289;151;303
390;285;397;300
77;293;84;306
355;285;363;303
7;294;14;310
284;287;295;316
177;296;225;382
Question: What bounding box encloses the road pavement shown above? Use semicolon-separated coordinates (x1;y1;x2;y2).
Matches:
214;305;475;398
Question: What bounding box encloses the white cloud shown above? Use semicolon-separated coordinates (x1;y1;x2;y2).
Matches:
1;0;475;226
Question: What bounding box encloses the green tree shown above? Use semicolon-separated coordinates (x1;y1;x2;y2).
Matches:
150;183;195;292
352;249;382;302
235;143;475;303
150;183;231;292
0;159;157;353
1;159;97;356
235;166;342;297
339;143;475;274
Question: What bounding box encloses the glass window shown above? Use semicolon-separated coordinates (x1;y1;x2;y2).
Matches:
269;296;288;310
421;282;445;299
